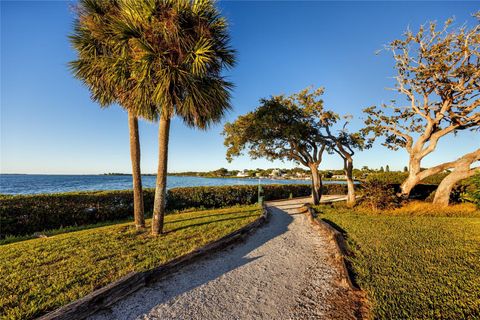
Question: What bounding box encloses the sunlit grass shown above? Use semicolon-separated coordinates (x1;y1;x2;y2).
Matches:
387;201;480;217
314;204;480;319
0;205;261;320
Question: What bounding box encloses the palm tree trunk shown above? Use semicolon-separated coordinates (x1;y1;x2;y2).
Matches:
128;111;145;229
310;164;322;205
152;114;171;236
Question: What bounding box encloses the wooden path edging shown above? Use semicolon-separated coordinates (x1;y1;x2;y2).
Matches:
301;203;370;319
300;204;356;290
38;206;269;320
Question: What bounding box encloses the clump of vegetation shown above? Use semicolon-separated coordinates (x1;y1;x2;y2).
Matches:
314;205;480;319
364;171;449;185
358;178;401;211
463;173;480;207
0;205;261;320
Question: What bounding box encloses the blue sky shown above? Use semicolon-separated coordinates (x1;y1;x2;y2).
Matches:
1;1;479;174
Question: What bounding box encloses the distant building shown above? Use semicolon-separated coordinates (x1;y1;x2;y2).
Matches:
236;170;249;177
332;174;347;180
269;169;282;178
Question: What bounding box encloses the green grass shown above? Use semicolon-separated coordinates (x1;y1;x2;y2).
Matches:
0;219;135;245
314;205;480;319
0;205;261;320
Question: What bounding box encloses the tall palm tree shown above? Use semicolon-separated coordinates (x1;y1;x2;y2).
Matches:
69;0;158;230
109;0;236;235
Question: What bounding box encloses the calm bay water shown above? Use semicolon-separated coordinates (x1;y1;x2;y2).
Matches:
0;174;331;195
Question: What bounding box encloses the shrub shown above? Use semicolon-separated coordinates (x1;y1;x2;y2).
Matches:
358;179;401;211
365;171;448;185
425;184;467;204
365;172;408;184
463;173;480;207
166;184;317;210
0;183;347;238
403;184;438;200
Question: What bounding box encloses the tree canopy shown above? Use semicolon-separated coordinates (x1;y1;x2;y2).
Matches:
71;0;236;127
224;88;328;167
224;87;366;204
363;14;480;196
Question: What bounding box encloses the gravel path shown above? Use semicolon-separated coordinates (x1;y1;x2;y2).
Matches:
90;197;360;320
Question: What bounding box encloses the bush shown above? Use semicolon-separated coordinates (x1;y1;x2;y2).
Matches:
0;183;347;238
425;184;467;204
365;171;449;185
358;179;401;211
166;184;316;210
463;173;480;207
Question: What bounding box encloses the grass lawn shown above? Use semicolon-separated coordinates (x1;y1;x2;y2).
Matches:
0;205;261;320
314;205;480;319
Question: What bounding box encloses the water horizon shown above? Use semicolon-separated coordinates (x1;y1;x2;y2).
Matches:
0;174;348;195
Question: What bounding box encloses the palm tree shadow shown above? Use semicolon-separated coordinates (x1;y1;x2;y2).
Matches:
164;209;260;228
92;206;293;320
165;214;259;234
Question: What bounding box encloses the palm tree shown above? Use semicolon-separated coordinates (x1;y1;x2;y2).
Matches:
109;0;236;235
69;0;158;230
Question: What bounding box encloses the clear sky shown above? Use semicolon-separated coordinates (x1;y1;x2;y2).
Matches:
1;1;479;174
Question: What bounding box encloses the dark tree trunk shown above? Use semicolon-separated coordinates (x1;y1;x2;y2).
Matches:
310;165;322;205
128;111;145;229
152;115;171;236
344;158;356;206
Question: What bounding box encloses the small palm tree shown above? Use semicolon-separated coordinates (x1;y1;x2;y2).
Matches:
69;0;158;230
109;0;236;235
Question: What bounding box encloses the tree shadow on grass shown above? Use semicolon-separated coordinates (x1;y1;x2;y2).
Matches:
321;218;348;235
165;209;260;225
91;206;293;320
165;214;259;234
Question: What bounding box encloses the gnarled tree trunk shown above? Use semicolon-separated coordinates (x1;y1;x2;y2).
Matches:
344;158;355;206
433;149;480;206
400;156;422;197
128;111;145;229
310;165;322;205
152;115;171;236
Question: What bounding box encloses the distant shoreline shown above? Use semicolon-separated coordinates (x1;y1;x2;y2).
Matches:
0;173;360;182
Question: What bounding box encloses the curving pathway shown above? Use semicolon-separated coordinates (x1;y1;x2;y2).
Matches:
90;197;360;320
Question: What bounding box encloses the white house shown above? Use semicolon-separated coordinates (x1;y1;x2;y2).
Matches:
236;170;249;177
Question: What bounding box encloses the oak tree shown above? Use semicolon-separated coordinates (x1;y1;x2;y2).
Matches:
224;87;365;205
364;14;480;198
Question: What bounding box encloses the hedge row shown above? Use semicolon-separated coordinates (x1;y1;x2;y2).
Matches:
0;184;347;238
365;172;449;185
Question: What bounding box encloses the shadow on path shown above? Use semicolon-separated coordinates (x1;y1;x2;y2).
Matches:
92;205;294;320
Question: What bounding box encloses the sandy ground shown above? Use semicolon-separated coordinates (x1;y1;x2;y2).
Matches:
90;197;360;320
